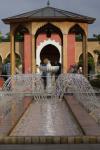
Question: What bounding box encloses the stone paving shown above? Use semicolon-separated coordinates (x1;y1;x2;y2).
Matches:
10;100;82;136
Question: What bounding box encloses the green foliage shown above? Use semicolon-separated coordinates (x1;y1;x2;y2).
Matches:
78;59;83;66
5;32;10;40
0;31;2;43
88;57;95;67
76;34;82;41
15;32;24;41
93;33;100;44
78;56;95;69
4;32;24;42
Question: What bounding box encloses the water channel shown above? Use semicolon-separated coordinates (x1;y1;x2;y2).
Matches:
10;99;82;136
0;73;100;136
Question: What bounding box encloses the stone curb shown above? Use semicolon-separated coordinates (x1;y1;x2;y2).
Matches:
8;97;32;136
0;136;99;144
64;96;100;136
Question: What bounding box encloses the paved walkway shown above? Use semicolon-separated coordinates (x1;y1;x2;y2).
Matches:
0;144;100;150
10;100;82;136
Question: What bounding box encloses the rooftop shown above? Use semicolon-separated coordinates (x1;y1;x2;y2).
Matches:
2;6;95;24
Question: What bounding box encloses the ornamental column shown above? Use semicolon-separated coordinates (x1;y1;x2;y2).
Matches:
32;35;36;73
63;34;68;73
82;34;88;77
10;31;15;75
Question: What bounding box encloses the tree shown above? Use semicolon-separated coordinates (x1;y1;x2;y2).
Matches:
5;32;23;41
93;34;100;44
0;31;2;42
5;32;10;41
15;32;23;41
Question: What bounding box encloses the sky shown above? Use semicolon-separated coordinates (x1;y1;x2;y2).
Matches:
0;0;100;37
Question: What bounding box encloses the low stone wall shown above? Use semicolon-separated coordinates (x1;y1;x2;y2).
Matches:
0;96;32;136
0;136;99;144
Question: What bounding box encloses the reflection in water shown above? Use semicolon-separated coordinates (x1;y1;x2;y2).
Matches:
10;100;82;136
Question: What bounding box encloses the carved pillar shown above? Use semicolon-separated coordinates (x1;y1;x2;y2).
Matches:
32;35;36;73
63;34;67;73
82;34;88;77
10;31;15;75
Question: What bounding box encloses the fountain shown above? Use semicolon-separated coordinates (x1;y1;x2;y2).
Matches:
2;73;100;106
0;73;100;136
39;61;59;93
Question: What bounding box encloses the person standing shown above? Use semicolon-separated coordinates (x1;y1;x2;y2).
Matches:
78;66;83;74
2;60;11;80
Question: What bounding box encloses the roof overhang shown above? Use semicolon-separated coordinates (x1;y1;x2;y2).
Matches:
2;6;96;25
2;17;96;24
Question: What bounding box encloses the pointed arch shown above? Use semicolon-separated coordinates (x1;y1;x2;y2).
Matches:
35;23;63;44
68;24;87;76
36;39;62;65
14;24;30;36
68;24;85;36
79;52;95;74
4;53;21;67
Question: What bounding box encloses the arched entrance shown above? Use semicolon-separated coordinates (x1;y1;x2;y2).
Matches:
35;23;62;66
40;44;60;65
36;39;62;66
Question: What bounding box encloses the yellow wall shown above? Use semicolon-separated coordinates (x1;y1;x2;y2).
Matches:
0;41;100;63
0;42;23;62
75;41;100;63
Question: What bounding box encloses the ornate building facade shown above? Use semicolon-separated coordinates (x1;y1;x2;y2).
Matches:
2;5;98;76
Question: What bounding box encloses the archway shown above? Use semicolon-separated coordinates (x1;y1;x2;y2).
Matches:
68;24;87;76
79;53;95;74
36;39;62;66
4;53;21;67
97;55;100;66
35;23;63;66
40;44;60;65
68;24;85;39
35;23;63;43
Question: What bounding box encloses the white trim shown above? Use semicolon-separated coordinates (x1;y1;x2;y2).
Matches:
36;39;62;65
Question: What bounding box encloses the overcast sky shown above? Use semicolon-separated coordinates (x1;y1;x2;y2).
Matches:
0;0;100;37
